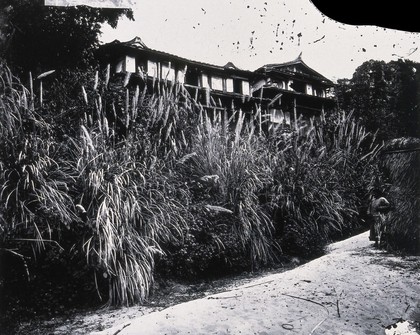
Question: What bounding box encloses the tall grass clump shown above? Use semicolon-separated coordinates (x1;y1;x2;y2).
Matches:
0;62;76;262
138;82;198;159
164;109;277;277
68;125;187;305
103;75;197;161
0;64;194;308
67;79;192;305
270;113;380;257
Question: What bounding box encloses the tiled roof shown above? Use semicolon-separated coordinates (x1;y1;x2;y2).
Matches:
102;37;254;76
101;38;333;85
256;53;334;85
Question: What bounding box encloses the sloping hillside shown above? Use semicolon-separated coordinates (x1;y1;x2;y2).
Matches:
30;231;419;335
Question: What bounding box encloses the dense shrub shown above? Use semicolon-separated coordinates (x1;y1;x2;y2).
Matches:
270;114;381;257
0;63;85;331
157;206;247;280
0;63;77;263
159;110;277;278
60;77;196;306
0;64;192;307
379;137;420;254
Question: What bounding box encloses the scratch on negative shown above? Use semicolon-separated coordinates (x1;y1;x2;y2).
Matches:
312;35;325;44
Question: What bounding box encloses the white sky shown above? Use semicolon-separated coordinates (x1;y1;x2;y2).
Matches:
99;0;420;82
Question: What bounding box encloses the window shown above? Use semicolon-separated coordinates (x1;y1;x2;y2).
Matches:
147;60;158;78
270;109;282;123
312;86;326;97
125;55;136;73
306;84;313;95
177;67;186;83
211;76;223;91
277;81;285;89
201;74;210;88
287;80;293;90
161;63;175;81
289;80;306;93
232;79;250;95
226;78;234;92
270;109;291;125
242;81;250;96
116;55;136;73
185;69;199;86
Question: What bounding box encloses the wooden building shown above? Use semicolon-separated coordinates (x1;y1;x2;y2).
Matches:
97;37;335;130
253;54;335;130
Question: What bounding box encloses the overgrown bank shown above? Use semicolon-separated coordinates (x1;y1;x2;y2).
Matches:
379;137;420;254
0;62;383;332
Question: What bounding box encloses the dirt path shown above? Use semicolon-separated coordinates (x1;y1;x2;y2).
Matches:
17;231;419;334
84;231;419;335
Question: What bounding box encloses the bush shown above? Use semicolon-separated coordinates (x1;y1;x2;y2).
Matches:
380;137;420;254
0;61;381;312
157;206;247;280
0;63;191;307
270;113;380;257
0;62;76;266
166;110;277;275
60;76;196;305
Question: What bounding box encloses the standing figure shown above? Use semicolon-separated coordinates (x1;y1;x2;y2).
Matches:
367;190;391;247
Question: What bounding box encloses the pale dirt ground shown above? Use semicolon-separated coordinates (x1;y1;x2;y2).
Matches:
24;231;420;335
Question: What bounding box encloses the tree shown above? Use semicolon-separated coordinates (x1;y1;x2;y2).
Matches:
335;59;420;140
0;0;133;75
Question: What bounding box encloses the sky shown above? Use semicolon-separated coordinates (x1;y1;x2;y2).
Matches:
99;0;420;82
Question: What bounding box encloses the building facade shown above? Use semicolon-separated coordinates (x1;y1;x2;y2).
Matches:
97;37;335;130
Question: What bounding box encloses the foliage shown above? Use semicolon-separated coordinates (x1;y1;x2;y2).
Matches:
0;0;133;74
157;206;247;280
1;60;381;313
0;63;87;331
160;110;277;278
270;113;381;257
335;59;420;141
58;76;193;306
0;64;191;307
68;125;188;305
0;62;76;255
379;137;420;254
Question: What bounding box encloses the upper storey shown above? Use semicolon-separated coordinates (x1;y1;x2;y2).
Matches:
96;37;335;119
97;37;256;98
253;53;335;99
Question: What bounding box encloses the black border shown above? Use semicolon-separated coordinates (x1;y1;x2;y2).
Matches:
310;0;420;33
